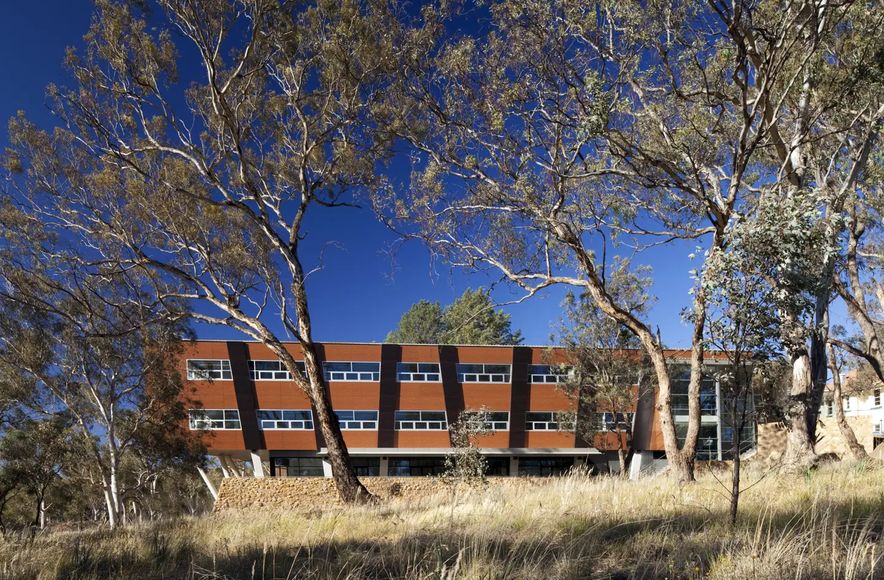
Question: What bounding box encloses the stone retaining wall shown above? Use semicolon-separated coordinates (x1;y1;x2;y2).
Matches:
213;476;512;511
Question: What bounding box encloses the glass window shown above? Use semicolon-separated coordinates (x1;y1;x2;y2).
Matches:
518;457;575;476
525;411;573;431
671;369;717;417
248;360;306;381
388;457;446;476
272;457;324;477
351;457;381;476
257;409;313;430
676;423;719;460
529;364;573;384
397;362;442;382
456;363;511;383
485;457;510;476
394;410;448;430
323;361;380;382
335;410;379;430
188;409;240;430
186;359;232;381
598;412;633;432
874;389;881;407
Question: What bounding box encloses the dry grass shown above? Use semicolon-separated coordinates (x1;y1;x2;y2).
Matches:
0;460;881;579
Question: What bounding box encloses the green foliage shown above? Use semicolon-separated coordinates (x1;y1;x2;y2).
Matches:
386;288;522;345
385;300;444;344
443;407;493;483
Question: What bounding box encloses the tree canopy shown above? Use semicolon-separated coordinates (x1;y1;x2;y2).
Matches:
386;289;523;345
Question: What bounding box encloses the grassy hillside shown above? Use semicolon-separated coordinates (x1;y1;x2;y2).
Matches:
0;461;881;579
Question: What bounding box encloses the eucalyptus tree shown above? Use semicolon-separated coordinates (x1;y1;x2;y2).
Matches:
702;223;787;524
556;262;652;477
4;0;405;502
831;156;884;384
379;0;882;475
0;241;200;528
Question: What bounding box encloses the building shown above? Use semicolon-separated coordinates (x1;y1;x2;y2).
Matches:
819;374;884;454
182;341;753;478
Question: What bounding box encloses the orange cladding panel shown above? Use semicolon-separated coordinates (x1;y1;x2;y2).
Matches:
393;431;451;448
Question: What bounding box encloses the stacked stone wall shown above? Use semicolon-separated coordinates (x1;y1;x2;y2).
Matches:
214;476;514;511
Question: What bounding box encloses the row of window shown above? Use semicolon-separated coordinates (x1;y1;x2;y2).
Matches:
187;409;619;432
187;360;575;384
272;456;580;477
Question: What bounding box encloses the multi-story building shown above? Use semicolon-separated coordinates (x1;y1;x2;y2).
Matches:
182;341;752;478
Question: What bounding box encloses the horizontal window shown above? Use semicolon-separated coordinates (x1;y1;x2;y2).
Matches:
518;457;574;476
388;457;446;477
257;409;313;430
335;410;379;430
456;363;511;383
598;412;632;432
529;364;573;384
248;360;306;381
189;409;240;430
323;361;380;382
397;362;441;382
272;457;324;477
394;410;447;430
186;359;232;381
525;411;574;431
475;411;509;430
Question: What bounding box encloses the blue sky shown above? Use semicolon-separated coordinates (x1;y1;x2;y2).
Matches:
0;1;802;347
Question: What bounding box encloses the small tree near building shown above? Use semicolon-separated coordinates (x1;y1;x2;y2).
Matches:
444;407;494;484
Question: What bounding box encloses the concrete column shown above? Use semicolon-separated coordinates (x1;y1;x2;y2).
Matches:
322;458;333;478
629;451;652;480
379;457;389;476
250;451;265;478
509;456;519;477
197;467;219;500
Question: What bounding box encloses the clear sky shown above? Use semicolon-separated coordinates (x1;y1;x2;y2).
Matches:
2;1;835;348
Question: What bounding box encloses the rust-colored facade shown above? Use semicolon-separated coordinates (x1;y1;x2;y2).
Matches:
182;341;741;477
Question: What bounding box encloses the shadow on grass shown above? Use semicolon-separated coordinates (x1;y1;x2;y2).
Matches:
4;495;882;580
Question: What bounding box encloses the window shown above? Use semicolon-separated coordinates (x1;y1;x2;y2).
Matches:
248;360;305;381
456;364;511;383
189;409;240;430
186;359;232;380
485;457;510;476
672;370;716;416
826;401;834;417
335;410;379;430
323;361;380;382
846;397;851;410
388;457;446;476
525;412;574;431
256;410;313;430
397;362;441;382
272;457;324;477
529;365;572;384
351;457;381;476
598;412;633;432
676;423;719;460
393;410;447;430
874;389;881;407
478;411;510;430
518;457;574;476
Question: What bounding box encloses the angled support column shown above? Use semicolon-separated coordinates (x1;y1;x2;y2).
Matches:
197;467;219;500
250;450;266;478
